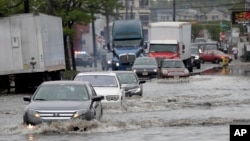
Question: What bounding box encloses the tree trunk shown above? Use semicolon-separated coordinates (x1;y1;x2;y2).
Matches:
64;35;71;70
70;37;76;71
24;0;30;13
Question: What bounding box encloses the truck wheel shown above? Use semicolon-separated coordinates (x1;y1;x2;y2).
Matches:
200;59;205;64
197;64;201;69
188;67;193;73
215;59;220;64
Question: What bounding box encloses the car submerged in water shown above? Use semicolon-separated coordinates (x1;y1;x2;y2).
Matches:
132;57;158;79
115;71;146;97
23;81;104;125
74;72;125;106
158;59;190;79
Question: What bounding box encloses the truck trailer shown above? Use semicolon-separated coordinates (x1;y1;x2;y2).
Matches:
0;13;65;93
148;22;193;72
108;19;146;70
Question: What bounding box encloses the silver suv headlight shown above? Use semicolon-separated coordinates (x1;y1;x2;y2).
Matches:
128;87;141;93
73;109;87;118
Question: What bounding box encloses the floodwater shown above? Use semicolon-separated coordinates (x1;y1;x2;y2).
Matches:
0;65;250;141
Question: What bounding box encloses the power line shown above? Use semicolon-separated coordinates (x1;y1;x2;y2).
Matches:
150;0;245;9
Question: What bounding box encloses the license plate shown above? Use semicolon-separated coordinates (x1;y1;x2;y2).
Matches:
142;72;148;75
126;68;131;70
174;75;180;79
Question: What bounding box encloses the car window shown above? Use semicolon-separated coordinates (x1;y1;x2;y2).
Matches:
214;50;224;55
117;73;138;84
75;75;118;87
75;53;91;58
33;85;90;101
204;44;217;50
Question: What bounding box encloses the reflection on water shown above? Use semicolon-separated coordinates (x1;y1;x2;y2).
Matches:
201;66;250;76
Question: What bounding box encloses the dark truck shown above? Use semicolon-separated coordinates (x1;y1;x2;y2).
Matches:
108;19;146;70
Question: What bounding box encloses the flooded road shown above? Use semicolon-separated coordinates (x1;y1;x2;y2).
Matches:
0;65;250;141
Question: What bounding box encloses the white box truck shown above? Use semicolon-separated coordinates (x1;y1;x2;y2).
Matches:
148;21;193;72
0;13;65;93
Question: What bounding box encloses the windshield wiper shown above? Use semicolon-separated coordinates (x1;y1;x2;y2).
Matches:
34;98;47;101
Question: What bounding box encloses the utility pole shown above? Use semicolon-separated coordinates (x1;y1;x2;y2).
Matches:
246;0;250;11
173;0;176;21
125;0;129;19
91;11;97;68
130;0;133;19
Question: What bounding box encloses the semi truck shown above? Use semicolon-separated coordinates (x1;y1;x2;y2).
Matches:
108;19;146;70
0;13;65;93
148;22;193;72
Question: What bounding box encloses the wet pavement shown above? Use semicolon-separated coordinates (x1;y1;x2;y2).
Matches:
0;59;250;141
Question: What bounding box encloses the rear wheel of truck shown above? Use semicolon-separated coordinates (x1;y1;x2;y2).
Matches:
200;59;205;64
196;64;201;69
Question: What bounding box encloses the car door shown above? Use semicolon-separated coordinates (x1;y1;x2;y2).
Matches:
208;50;217;62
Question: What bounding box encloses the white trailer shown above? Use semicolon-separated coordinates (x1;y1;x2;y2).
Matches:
148;22;193;72
0;13;65;93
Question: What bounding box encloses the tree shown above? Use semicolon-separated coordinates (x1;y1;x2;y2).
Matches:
0;0;122;70
192;24;204;41
206;24;220;41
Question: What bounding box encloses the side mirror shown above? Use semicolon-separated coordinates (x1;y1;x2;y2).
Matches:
107;43;113;51
23;96;31;102
139;80;146;84
182;45;185;53
92;95;104;101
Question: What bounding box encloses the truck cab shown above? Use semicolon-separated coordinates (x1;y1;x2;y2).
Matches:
148;22;193;72
148;40;181;63
108;19;146;70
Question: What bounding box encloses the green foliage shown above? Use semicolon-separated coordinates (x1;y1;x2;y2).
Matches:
61;70;79;80
205;24;220;41
192;24;204;41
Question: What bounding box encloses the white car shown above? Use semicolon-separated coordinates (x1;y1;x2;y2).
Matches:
74;72;125;106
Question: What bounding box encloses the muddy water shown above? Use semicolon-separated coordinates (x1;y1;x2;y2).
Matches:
0;66;250;141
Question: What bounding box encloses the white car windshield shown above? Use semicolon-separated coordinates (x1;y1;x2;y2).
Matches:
75;75;118;87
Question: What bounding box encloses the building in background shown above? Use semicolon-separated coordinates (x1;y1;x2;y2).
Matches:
115;0;231;42
73;14;106;59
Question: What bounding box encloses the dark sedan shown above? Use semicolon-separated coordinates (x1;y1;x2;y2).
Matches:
23;81;103;125
75;51;93;67
115;71;146;97
132;57;158;79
